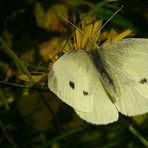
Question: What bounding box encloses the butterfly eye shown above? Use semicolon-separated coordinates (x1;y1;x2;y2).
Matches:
69;81;75;89
139;78;147;84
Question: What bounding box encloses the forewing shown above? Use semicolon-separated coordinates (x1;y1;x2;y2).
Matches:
48;50;118;124
100;38;148;116
48;50;93;112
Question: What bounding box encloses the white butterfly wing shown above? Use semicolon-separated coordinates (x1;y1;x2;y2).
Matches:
100;38;148;116
48;50;118;124
75;63;118;124
48;50;93;112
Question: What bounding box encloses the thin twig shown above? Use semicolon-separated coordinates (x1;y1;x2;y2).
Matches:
0;90;9;110
0;36;64;132
0;80;49;92
0;36;34;84
82;0;117;22
121;117;148;147
0;120;19;148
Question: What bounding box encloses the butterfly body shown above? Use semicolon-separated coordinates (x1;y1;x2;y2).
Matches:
48;38;148;124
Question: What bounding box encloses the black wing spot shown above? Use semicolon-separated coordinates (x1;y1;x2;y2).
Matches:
69;81;75;89
139;78;147;84
83;91;89;96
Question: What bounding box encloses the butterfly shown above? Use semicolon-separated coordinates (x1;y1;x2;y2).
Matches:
48;38;148;124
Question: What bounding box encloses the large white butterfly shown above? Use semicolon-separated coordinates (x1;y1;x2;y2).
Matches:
48;38;148;124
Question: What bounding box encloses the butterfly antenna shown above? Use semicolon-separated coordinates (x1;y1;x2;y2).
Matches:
96;5;124;35
58;15;87;37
